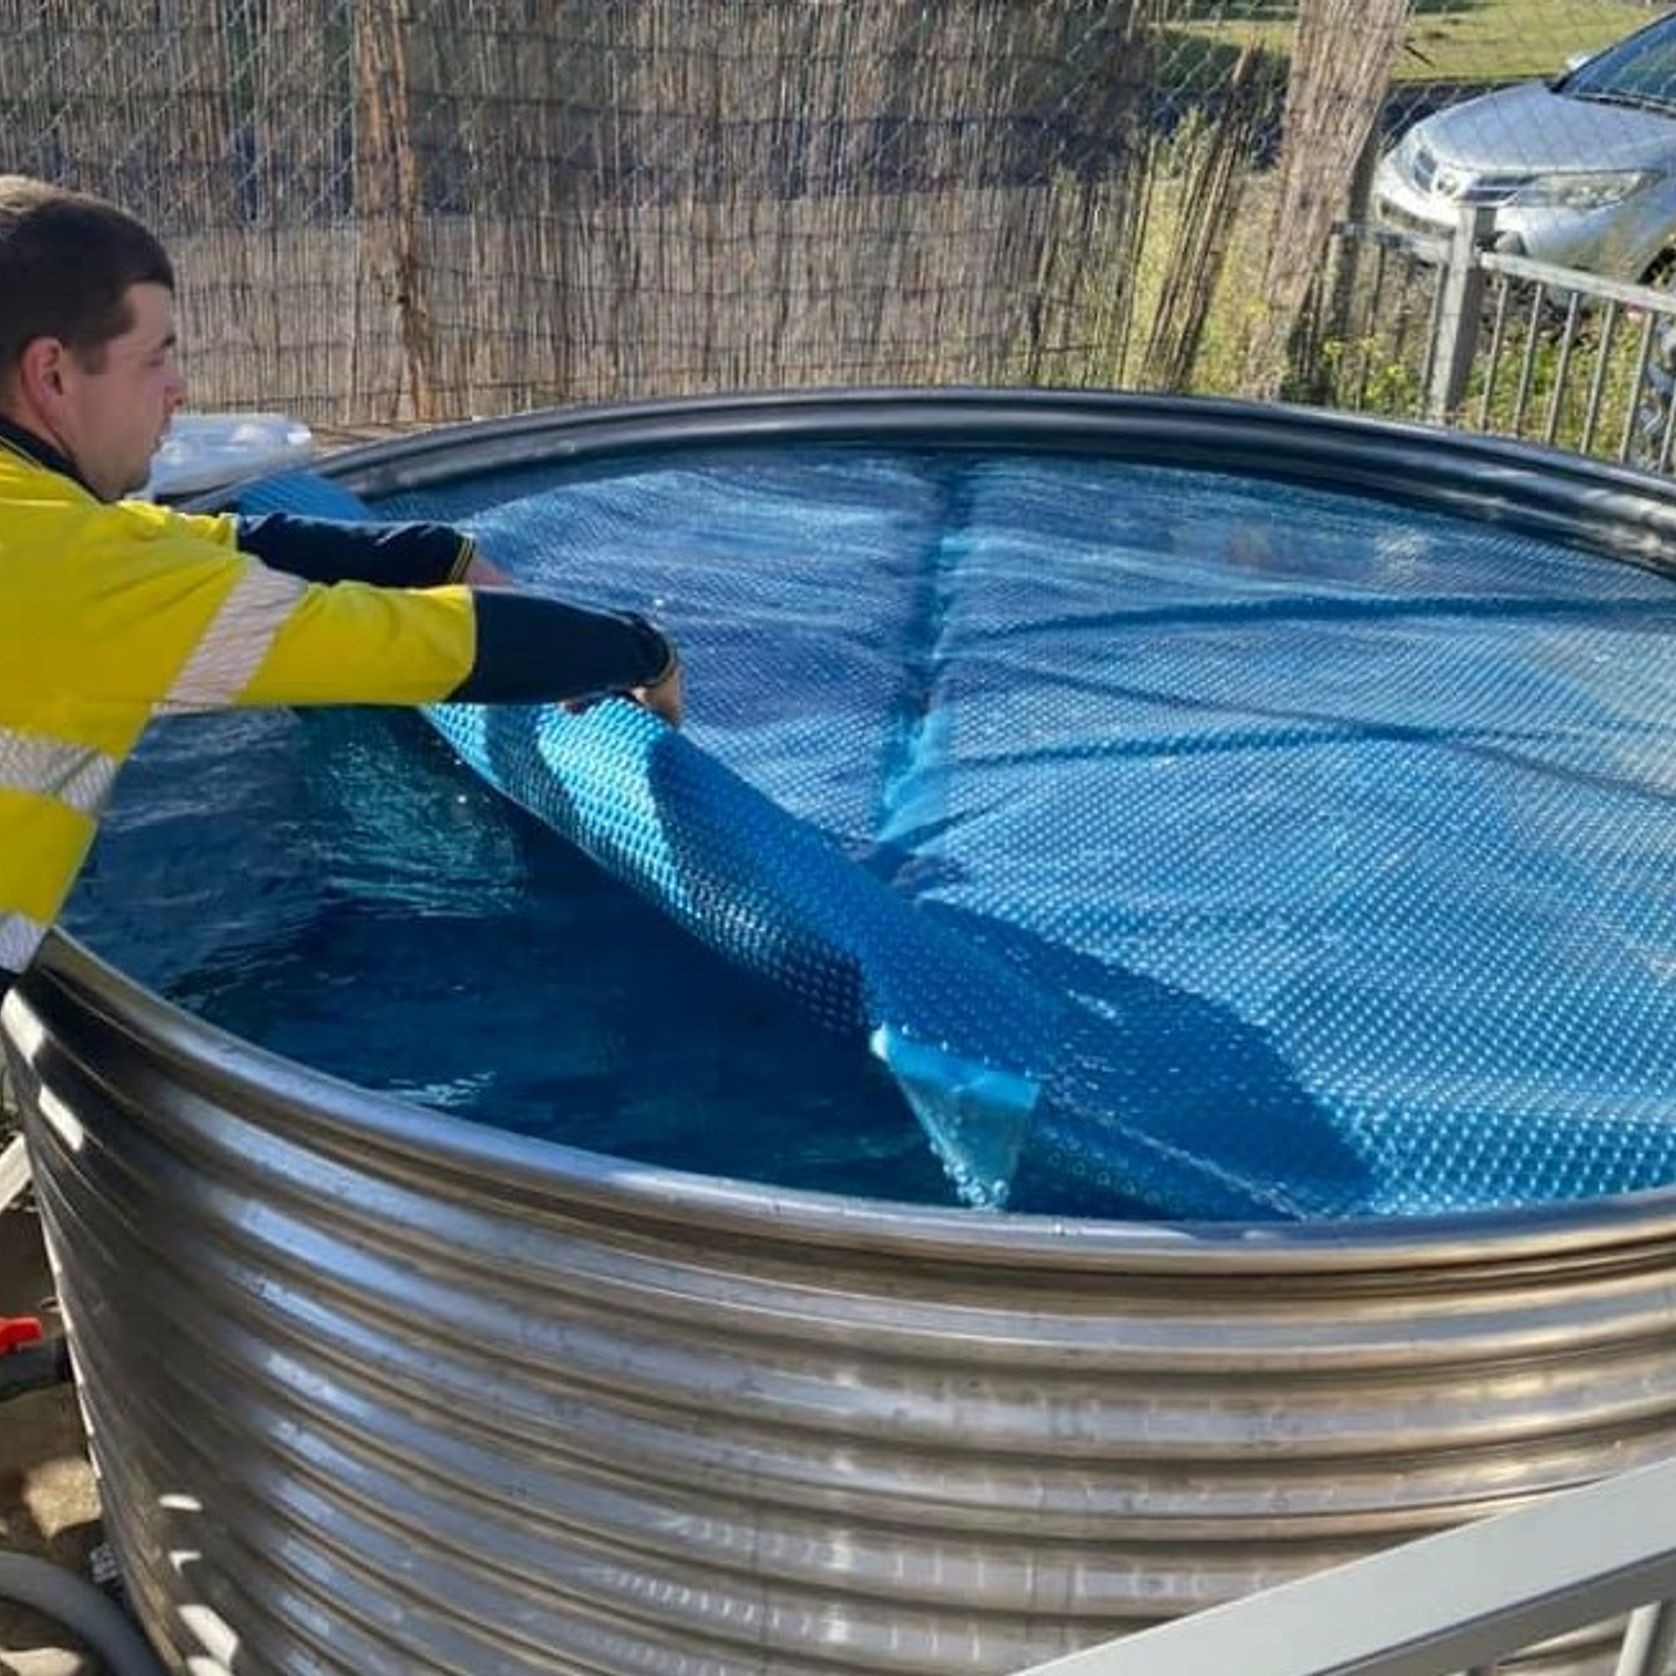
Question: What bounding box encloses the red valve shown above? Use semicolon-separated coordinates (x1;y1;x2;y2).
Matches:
0;1316;44;1354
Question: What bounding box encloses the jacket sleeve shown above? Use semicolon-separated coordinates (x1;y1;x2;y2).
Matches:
233;512;476;588
57;503;673;714
174;505;476;588
239;578;675;709
447;591;674;703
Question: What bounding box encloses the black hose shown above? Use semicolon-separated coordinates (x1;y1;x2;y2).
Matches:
0;1340;162;1671
0;1551;168;1676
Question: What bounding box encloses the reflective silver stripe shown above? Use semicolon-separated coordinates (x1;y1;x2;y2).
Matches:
0;729;119;816
0;912;47;976
157;562;305;714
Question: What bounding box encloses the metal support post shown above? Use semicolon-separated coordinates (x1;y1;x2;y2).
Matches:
1427;205;1494;424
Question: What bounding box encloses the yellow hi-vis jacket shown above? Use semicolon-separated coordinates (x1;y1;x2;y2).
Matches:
0;425;673;984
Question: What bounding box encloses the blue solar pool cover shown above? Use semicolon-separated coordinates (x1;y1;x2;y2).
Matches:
238;452;1676;1221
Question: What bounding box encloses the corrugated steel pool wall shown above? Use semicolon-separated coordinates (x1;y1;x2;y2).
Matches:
10;936;1676;1676
17;394;1676;1675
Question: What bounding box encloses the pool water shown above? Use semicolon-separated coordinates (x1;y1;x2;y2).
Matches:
66;445;1676;1219
71;703;948;1200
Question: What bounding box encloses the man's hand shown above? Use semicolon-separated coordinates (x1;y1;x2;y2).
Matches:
558;659;684;728
631;659;684;728
463;551;515;588
468;567;683;726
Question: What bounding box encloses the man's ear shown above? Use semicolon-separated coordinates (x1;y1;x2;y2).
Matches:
15;337;67;409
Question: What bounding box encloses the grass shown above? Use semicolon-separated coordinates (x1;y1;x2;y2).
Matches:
1178;0;1652;85
1123;162;1283;397
1456;282;1673;459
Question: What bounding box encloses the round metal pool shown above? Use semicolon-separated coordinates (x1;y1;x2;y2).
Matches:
10;391;1676;1675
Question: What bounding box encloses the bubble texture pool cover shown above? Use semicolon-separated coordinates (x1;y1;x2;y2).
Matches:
240;450;1676;1221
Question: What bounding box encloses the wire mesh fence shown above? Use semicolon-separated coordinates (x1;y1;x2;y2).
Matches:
1;0;1669;430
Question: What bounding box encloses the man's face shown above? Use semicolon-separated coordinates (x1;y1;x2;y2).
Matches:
57;282;187;501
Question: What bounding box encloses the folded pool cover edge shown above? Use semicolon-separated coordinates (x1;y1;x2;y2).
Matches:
238;473;1065;1206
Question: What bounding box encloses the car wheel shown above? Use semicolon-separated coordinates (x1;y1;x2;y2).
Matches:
1638;251;1676;294
1627;263;1676;469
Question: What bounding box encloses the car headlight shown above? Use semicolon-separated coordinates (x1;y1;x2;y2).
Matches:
1392;125;1424;178
1507;169;1659;209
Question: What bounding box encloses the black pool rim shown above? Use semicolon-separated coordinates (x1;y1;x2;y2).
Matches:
34;384;1676;1267
306;385;1676;578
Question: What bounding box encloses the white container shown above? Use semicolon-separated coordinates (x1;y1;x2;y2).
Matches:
143;412;314;500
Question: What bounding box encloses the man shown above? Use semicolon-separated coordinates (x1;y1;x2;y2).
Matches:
0;175;682;994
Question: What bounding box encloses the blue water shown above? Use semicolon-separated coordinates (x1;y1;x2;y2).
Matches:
66;445;1676;1218
71;703;947;1200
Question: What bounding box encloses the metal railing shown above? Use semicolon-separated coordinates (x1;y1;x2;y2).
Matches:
1293;221;1449;418
1010;1453;1676;1676
1474;246;1676;472
1304;206;1676;473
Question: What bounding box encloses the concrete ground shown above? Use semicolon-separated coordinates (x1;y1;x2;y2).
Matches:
1;1111;101;1676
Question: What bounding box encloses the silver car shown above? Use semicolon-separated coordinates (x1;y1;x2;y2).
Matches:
1373;11;1676;284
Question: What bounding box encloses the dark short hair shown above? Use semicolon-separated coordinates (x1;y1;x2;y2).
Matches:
0;176;174;382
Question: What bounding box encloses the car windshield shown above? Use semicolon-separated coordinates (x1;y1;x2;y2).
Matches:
1563;15;1676;115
